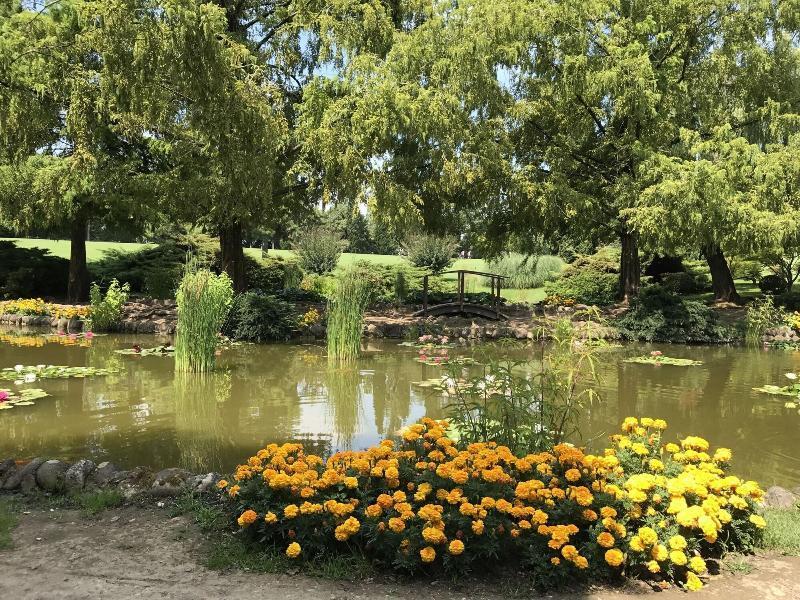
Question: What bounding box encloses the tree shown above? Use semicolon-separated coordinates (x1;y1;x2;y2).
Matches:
0;1;151;300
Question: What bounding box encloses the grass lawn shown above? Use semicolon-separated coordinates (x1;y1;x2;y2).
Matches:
762;508;800;555
4;238;545;304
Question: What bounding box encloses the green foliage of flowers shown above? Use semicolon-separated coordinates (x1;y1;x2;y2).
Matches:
175;268;234;372
624;352;703;367
0;365;117;381
88;279;129;331
0;388;49;410
402;233;458;273
616;287;733;344
745;296;786;346
326;272;372;363
218;417;765;592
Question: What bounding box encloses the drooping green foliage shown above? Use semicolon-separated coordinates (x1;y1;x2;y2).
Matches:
223;292;296;343
175;268;233;372
292;226;347;275
402;233;457;273
326;272;372;363
88;279;130;332
486;254;564;289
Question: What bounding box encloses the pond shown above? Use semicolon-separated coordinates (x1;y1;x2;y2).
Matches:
1;328;798;487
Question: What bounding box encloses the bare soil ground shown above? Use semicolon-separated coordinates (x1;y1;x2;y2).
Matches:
0;505;798;600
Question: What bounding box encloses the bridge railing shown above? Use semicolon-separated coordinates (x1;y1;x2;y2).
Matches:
421;270;508;319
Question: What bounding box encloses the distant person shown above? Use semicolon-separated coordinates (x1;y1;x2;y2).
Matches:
467;250;472;259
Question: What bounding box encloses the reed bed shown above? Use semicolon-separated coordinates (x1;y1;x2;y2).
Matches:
327;274;372;363
175;268;233;372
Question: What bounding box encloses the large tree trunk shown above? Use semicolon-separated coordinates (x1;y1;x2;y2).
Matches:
220;220;246;293
67;212;89;302
703;244;741;304
619;229;641;303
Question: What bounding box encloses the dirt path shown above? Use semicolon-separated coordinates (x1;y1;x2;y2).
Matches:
0;505;798;600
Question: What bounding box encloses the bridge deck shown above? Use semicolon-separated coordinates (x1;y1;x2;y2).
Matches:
412;302;508;320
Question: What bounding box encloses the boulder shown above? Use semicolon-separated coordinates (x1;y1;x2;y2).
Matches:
90;461;121;487
36;460;70;493
117;467;154;499
65;459;96;493
765;486;799;509
0;458;16;487
3;458;44;491
191;472;221;494
151;468;193;497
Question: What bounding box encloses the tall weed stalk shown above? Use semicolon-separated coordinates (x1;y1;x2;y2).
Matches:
175;268;233;372
327;273;372;363
745;296;784;346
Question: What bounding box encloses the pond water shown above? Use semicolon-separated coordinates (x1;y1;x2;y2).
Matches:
1;328;799;488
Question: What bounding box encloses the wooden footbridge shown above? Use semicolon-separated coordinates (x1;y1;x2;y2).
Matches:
412;270;509;320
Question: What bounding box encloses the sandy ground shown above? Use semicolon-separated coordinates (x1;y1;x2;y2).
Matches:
0;505;798;600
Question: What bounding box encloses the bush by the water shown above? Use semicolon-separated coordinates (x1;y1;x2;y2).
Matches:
292;226;347;275
219;417;765;592
223;292;296;342
0;241;69;299
660;272;700;294
88;279;129;331
774;291;800;312
543;248;620;305
616;286;732;343
403;233;458;273
486;254;564;289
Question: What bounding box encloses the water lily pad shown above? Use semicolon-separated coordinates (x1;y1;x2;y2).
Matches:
0;387;50;411
753;384;800;397
624;356;703;366
0;365;120;382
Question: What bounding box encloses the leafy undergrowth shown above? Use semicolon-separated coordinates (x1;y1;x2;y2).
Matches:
0;498;17;549
75;489;125;517
761;508;800;555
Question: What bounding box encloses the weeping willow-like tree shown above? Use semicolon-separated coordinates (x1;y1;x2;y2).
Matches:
175;268;233;373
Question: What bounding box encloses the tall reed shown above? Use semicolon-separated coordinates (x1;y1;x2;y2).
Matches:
327;273;372;363
175;268;233;372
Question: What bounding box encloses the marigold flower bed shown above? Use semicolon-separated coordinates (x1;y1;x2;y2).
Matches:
219;417;765;592
0;298;90;320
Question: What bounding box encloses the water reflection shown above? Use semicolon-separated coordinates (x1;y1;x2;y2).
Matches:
0;327;798;487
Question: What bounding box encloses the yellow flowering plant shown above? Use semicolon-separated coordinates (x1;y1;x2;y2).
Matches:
220;417;766;592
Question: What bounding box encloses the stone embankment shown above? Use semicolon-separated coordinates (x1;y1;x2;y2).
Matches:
0;457;218;498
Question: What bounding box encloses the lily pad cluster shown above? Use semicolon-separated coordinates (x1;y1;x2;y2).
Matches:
624;351;702;366
753;373;800;404
0;388;50;410
0;364;120;382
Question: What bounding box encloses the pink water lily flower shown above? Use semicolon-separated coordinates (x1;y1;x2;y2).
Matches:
650;350;663;357
84;331;94;338
0;391;8;402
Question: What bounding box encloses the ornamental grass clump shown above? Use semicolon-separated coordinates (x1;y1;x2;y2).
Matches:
326;273;372;363
175;269;233;372
219;417;766;592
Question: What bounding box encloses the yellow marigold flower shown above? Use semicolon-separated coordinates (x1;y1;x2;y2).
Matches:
376;494;394;509
641;417;654;427
551;556;561;565
600;506;617;519
286;542;301;559
561;545;579;561
689;556;707;573
565;468;581;482
228;485;240;498
237;510;258;527
622;417;639;432
344;476;359;489
420;546;436;563
651;544;668;562
387;517;405;533
264;511;278;524
653;419;667;430
471;519;485;535
422;527;447;545
749;514;766;529
583;509;598;521
668;496;688;515
685;571;703;591
629;536;645;552
605;548;624;567
670;550;688;566
216;479;228;490
629;489;648;503
284;504;299;519
681;436;710;452
647;560;661;573
597;532;615;548
665;443;680;454
366;504;383;518
648;459;664;472
632;443;649;456
637;527;658;547
448;540;465;555
713;448;732;463
669;535;687;551
574;555;589;569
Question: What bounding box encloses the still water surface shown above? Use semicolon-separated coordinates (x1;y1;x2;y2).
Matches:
1;328;798;487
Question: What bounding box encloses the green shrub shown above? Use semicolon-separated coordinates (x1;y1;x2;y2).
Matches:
774;291;800;311
223;292;296;342
759;274;788;295
88;279;130;331
660;272;699;294
246;256;303;293
0;241;69;299
402;233;457;273
616;286;733;343
745;296;785;345
292;226;347;275
486;254;564;289
545;270;619;305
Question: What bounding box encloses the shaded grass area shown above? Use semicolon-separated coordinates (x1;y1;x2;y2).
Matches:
171;493;374;581
0;497;17;549
762;508;800;555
